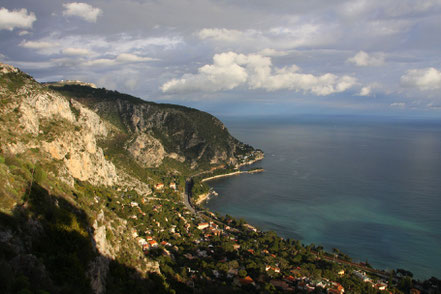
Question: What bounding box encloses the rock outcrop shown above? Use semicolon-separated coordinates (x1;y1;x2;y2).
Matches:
50;85;257;171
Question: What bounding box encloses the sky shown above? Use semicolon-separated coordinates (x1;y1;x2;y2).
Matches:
1;0;441;117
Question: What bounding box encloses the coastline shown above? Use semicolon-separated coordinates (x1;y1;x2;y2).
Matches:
201;168;264;183
193;153;264;205
194;192;210;205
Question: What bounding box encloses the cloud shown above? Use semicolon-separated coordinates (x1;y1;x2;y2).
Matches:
401;68;441;91
358;83;382;96
348;51;385;67
0;8;36;31
196;23;332;52
18;33;180;58
359;86;372;96
62;47;90;56
198;28;247;42
258;48;289;57
84;53;156;66
84;58;115;66
18;30;30;36
20;40;59;49
115;53;156;62
63;2;102;23
161;51;357;95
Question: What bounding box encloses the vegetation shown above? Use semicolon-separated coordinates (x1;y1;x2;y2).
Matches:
1;65;440;293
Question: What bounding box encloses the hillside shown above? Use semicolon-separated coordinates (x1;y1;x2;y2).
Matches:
50;83;262;173
1;62;439;294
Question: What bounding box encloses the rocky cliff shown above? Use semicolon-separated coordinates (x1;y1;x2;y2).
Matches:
51;84;260;171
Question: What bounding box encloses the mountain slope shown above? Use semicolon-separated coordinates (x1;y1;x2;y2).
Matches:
50;84;262;172
0;62;261;293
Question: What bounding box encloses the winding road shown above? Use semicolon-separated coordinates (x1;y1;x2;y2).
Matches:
182;178;196;214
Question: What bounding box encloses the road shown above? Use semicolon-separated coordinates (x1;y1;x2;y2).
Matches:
182;178;196;214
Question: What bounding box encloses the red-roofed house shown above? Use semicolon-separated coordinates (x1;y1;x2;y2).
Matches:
239;276;255;286
148;240;158;248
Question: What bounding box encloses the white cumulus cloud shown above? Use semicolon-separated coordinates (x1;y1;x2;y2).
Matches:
0;8;36;31
161;52;357;95
359;86;372;96
401;67;441;91
63;2;102;23
348;51;385;67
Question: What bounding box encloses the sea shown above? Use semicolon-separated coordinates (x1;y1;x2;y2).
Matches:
205;115;441;280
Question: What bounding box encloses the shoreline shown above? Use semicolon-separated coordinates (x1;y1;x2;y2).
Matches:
195;169;263;205
194;155;264;205
200;168;264;183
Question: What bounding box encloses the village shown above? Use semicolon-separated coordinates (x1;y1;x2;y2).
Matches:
101;178;436;294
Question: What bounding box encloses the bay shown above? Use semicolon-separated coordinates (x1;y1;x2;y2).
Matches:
206;115;441;280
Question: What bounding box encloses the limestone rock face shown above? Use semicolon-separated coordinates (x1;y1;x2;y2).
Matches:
0;63;118;187
126;133;166;168
19;91;76;134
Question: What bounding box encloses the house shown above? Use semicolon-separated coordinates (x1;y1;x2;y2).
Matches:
148;240;158;248
161;241;171;247
211;229;221;236
375;283;387;291
305;284;315;292
239;276;255;286
197;222;209;230
353;270;371;282
328;282;345;294
154;183;164;190
243;223;258;232
247;249;255;255
265;265;280;273
169;182;177;190
136;237;147;246
338;270;345;276
130;201;139;207
233;244;241;250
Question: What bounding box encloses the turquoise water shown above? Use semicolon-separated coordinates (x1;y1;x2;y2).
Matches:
206;116;441;280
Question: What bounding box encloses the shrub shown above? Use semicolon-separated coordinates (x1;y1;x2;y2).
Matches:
34;165;47;184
